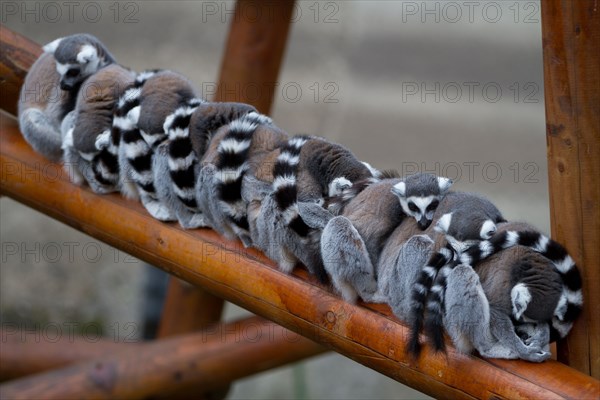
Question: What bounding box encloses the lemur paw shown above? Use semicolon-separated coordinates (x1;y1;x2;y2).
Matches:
329;177;352;196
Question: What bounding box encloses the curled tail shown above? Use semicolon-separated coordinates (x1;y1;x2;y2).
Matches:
407;244;455;357
164;98;205;211
215;112;272;231
459;230;583;339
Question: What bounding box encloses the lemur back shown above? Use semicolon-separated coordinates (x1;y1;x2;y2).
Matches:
61;64;135;193
18;34;115;161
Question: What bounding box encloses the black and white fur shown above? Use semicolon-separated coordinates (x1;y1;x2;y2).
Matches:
18;34;115;161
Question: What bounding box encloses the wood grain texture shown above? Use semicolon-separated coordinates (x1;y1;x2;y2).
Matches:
0;317;325;400
541;0;600;378
1;119;598;399
213;0;295;113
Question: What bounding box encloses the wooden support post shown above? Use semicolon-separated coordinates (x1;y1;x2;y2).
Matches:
0;317;325;400
214;0;296;113
541;0;600;378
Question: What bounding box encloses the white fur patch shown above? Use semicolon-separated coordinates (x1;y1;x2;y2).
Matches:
554;254;575;274
173;185;196;200
228;119;257;134
436;213;453;234
511;283;532;320
124;140;149;159
140;130;163;147
361;161;381;178
565;288;583;306
168;153;195;171
43;37;63;53
79;151;95;161
119;88;142;108
408;195;437;216
391;182;406;197
422;266;437;278
277;152;299;166
62;128;74;149
273;175;296;190
437;176;453;193
95;130;111;150
219;138;252;154
77;44;97;64
288;137;309;148
113;115;135;131
216;165;246;183
478;240;494;258
479;219;496;239
136;70;158;84
55;62;71;76
246;112;272;125
329;177;351;196
533;234;549;253
504;231;520;247
127;106;141;124
414;283;427;295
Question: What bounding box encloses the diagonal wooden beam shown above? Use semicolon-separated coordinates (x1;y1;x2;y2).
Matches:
541;0;600;378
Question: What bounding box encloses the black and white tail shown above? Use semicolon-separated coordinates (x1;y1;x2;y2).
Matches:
407;244;456;356
458;230;583;339
214;112;272;231
272;135;313;237
164;98;205;211
92;73;154;189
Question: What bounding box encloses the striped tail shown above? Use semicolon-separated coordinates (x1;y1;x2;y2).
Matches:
92;80;148;188
272;135;313;237
119;70;162;200
407;244;456;357
214;112;272;231
164;98;205;211
458;230;583;339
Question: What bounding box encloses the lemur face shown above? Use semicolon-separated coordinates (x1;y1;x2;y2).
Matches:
44;38;102;90
391;174;452;229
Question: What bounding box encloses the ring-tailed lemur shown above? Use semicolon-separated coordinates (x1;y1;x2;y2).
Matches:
298;173;452;302
118;70;198;220
19;34;115;161
153;101;257;229
405;191;505;356
61;64;136;192
197;112;287;246
422;220;582;354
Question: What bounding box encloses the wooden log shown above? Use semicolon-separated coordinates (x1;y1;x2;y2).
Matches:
214;0;296;113
0;329;140;382
0;317;325;400
541;0;600;378
0;25;41;116
1;119;598;399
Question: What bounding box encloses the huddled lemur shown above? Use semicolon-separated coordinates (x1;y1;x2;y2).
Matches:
152;100;257;229
244;136;379;282
421;219;583;354
297;172;452;302
18;34;116;161
61;64;136;192
118;70;199;220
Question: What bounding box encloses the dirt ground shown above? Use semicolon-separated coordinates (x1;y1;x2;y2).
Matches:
1;1;549;398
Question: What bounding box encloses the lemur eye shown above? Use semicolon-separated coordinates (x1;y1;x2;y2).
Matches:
426;199;439;212
66;69;80;78
408;202;419;212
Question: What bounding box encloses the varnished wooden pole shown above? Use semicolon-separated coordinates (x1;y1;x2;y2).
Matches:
541;0;600;378
0;317;325;400
214;0;296;113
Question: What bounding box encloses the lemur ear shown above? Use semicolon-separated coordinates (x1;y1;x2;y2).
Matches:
480;220;497;239
391;182;406;198
437;177;453;194
43;38;63;54
435;212;453;233
76;44;98;64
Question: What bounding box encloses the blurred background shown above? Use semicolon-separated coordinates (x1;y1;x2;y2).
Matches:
1;1;547;398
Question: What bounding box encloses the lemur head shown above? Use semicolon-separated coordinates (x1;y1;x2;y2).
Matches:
43;34;116;90
391;173;452;229
435;194;505;253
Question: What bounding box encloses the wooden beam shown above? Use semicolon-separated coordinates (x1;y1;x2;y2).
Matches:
0;317;325;400
1;119;598;400
541;0;600;378
214;0;296;113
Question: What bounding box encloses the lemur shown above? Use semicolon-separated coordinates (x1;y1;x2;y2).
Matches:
374;208;554;362
60;64;136;192
197;112;288;246
117;70;199;220
298;172;452;302
153;100;257;229
18;34;115;161
421;219;582;355
243;136;378;282
405;191;505;356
